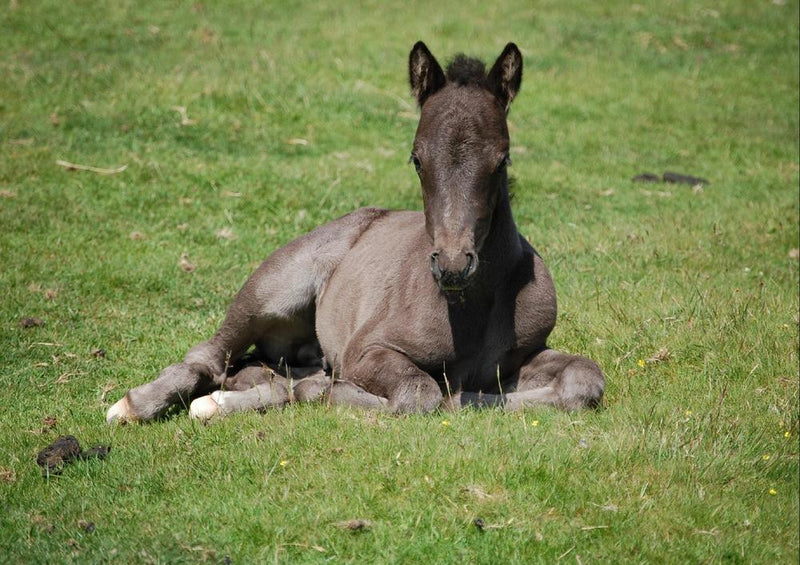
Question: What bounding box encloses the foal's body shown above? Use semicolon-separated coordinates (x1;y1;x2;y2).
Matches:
107;42;605;423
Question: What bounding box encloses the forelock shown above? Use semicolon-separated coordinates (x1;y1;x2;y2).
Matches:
445;54;488;87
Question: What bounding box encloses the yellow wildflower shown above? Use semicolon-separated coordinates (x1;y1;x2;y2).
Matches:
531;420;539;427
279;460;288;467
441;420;451;427
785;431;791;438
762;454;770;461
637;359;646;368
769;488;777;496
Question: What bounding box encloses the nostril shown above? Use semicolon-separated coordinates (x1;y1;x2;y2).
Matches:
430;252;442;279
462;252;476;278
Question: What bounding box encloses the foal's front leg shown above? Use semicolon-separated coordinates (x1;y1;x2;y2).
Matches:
189;369;292;420
448;349;605;411
511;348;605;410
190;372;390;420
342;346;443;413
293;375;390;410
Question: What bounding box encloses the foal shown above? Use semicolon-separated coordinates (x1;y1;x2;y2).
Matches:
107;42;605;422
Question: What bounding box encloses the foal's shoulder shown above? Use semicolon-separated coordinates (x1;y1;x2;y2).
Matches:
513;233;554;292
509;235;557;344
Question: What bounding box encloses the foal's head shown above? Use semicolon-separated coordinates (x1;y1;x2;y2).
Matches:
408;42;522;293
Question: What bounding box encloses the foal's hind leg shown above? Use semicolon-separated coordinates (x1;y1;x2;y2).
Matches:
190;371;388;421
106;208;388;423
105;304;273;423
449;349;605;411
189;369;292;420
106;251;317;423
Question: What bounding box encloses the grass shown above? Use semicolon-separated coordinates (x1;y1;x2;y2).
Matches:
1;0;798;562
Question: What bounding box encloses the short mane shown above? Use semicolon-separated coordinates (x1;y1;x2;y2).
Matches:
445;54;487;87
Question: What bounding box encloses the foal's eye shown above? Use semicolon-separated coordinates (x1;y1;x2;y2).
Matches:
496;153;511;173
409;153;422;174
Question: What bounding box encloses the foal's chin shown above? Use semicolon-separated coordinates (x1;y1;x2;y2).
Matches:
438;283;470;303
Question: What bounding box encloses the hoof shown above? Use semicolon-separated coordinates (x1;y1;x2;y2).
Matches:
292;376;331;403
106;395;137;424
439;392;463;412
189;392;222;421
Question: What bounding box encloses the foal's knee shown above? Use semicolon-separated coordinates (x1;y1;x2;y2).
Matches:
559;358;605;410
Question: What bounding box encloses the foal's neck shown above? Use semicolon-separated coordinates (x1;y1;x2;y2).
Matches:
478;181;523;282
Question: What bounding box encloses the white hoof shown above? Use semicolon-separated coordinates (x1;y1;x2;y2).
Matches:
189;392;222;421
106;396;137;424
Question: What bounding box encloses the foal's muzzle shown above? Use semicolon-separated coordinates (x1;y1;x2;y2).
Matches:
430;251;477;291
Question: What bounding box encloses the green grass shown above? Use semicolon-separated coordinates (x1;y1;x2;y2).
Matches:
1;0;798;562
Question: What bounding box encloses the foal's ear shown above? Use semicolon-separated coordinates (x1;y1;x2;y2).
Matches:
488;43;523;112
409;41;446;107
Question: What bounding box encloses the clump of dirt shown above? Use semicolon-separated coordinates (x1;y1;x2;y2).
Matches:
36;435;111;477
20;317;45;328
78;519;95;533
632;171;710;185
333;519;372;532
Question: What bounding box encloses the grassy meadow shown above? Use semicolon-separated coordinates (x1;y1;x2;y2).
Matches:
1;0;798;562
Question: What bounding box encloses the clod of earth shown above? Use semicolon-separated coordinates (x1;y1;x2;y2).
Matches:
36;435;111;477
333;519;372;532
471;516;511;531
662;171;710;185
36;436;80;475
631;173;661;183
20;317;45;328
632;172;710;185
